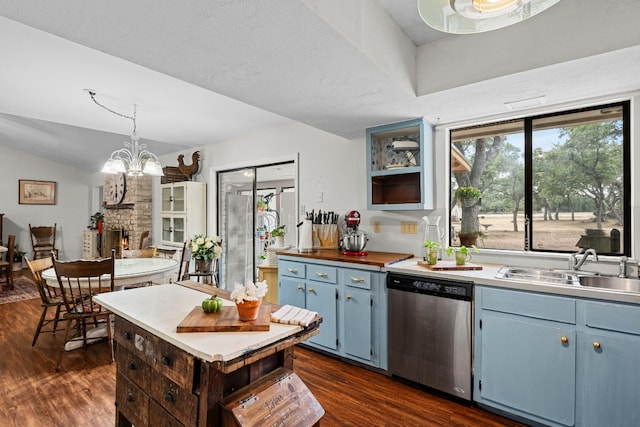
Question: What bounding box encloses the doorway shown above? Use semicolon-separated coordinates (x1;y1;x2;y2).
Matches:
217;161;296;289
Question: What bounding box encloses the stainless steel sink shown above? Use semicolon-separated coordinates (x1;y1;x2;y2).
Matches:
496;266;580;285
578;275;640;293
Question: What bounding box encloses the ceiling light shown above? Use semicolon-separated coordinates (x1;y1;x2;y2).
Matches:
418;0;561;34
88;91;164;176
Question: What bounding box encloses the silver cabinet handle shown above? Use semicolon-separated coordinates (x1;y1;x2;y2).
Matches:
287;268;298;273
346;295;352;300
296;285;303;290
315;272;329;278
308;287;315;293
350;276;365;283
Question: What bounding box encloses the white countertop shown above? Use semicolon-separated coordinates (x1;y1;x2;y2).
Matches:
385;258;640;305
94;284;303;363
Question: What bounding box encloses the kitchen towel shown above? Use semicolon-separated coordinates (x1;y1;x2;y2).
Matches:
271;304;318;327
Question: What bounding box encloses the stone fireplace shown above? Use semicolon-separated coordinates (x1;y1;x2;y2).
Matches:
103;174;152;257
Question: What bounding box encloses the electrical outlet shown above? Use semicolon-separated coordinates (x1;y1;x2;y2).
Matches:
401;221;418;234
373;221;381;233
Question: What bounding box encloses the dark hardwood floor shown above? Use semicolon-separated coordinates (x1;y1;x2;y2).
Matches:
0;295;524;426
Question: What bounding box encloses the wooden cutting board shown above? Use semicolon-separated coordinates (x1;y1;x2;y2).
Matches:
176;304;271;332
416;260;483;271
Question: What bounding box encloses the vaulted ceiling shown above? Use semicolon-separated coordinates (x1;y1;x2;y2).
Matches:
0;0;638;172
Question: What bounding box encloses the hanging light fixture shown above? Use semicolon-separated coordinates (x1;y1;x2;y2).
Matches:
417;0;561;34
88;90;164;176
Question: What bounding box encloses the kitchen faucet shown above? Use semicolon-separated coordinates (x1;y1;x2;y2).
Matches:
569;248;598;271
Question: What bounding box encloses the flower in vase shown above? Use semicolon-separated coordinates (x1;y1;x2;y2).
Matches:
191;234;222;262
230;280;268;304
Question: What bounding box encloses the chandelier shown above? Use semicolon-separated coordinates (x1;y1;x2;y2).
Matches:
418;0;561;34
88;91;164;176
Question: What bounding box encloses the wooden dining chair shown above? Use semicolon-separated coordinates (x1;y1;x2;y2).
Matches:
139;230;151;249
174;240;192;283
29;223;58;260
0;234;16;290
52;250;116;371
25;256;67;346
121;247;157;259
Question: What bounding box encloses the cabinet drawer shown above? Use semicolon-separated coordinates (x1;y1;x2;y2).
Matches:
115;316;150;355
280;260;306;279
116;346;150;390
146;333;196;391
115;317;195;390
480;287;576;324
150;400;185;427
116;373;150;427
307;265;337;284
341;269;372;290
584;301;640;336
151;373;199;427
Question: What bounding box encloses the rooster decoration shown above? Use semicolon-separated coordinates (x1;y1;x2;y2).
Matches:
177;151;201;180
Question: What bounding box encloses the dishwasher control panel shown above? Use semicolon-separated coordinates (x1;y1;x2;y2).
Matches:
387;273;472;301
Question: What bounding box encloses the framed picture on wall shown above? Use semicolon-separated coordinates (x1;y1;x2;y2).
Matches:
19;180;57;205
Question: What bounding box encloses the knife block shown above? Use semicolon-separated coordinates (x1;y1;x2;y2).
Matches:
313;224;339;249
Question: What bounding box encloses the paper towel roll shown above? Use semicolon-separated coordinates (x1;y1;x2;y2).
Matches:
298;219;314;252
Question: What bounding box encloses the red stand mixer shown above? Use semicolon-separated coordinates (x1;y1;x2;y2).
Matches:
341;210;368;256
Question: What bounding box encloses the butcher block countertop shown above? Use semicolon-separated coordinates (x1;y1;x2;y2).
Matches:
277;249;413;268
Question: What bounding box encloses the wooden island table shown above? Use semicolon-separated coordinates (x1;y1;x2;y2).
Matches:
94;281;321;426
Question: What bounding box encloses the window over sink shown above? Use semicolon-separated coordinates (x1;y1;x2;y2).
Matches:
449;101;630;256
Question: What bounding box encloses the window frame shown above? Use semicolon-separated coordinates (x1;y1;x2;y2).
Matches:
449;100;631;256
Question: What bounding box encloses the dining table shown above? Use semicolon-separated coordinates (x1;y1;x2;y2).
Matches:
42;257;179;290
41;257;179;351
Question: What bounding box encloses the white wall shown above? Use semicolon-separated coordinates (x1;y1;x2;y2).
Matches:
0;144;92;260
154;122;362;242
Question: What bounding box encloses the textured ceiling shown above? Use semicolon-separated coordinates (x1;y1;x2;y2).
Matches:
0;0;638;172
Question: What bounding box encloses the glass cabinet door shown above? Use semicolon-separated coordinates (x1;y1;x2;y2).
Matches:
172;217;185;243
172;185;186;212
161;187;172;212
162;217;172;242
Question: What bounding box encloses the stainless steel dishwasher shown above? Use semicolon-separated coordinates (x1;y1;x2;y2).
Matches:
387;273;473;401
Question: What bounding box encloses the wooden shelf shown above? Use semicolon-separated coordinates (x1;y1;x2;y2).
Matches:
104;203;134;210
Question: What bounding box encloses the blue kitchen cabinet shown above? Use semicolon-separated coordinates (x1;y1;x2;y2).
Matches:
279;261;338;351
476;286;640;427
577;300;640;427
366;117;434;210
342;271;373;362
279;277;306;308
305;280;338;350
343;287;371;360
278;257;386;368
474;286;577;427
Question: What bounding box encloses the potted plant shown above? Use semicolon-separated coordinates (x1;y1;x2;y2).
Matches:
455;186;482;245
13;246;26;271
88;212;104;230
257;199;268;212
455;186;482;207
271;225;286;247
230;280;268;321
447;245;478;266
423;240;441;265
256;227;267;240
191;234;222;272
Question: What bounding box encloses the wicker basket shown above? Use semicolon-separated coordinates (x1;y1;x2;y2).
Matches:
460;197;479;208
161;166;188;184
